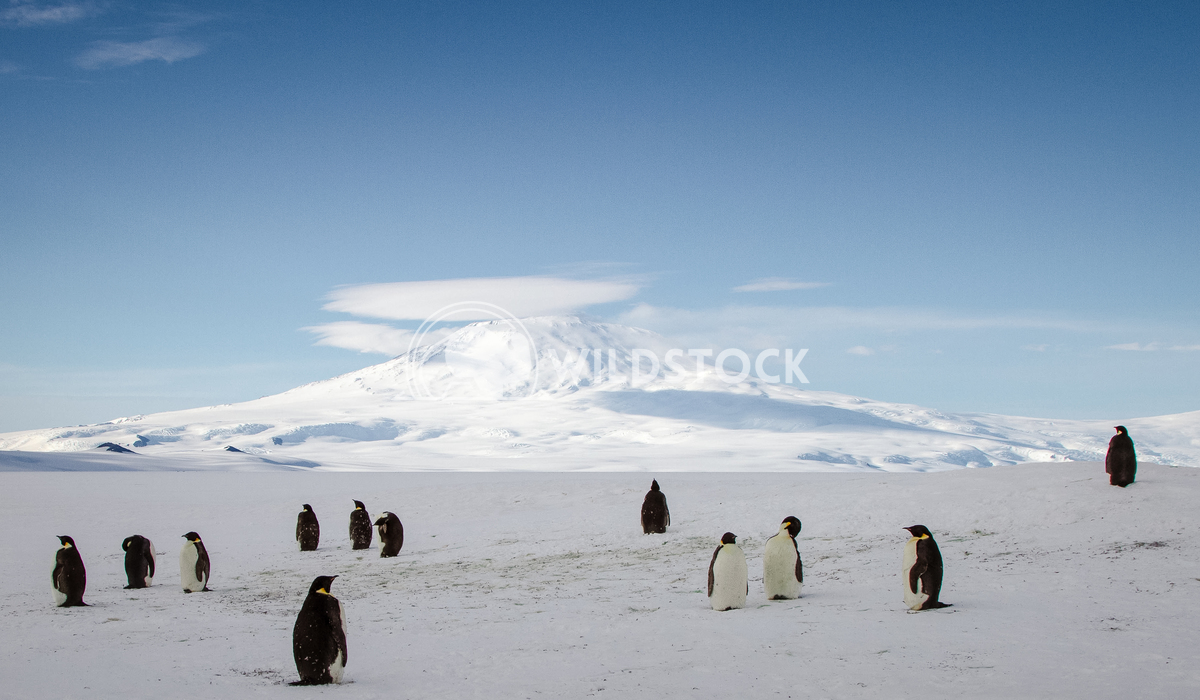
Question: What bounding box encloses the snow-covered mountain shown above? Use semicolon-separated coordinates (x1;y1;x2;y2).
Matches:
2;316;1197;471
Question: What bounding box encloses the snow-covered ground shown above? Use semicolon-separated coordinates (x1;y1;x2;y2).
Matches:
3;463;1197;698
3;317;1199;471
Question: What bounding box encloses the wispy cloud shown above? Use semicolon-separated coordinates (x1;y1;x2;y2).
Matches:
608;303;1105;353
1106;342;1200;352
621;303;1096;335
303;322;424;356
1;1;95;27
324;276;641;321
0;59;19;74
1022;344;1049;352
76;36;204;70
733;278;829;293
148;8;214;35
846;346;874;356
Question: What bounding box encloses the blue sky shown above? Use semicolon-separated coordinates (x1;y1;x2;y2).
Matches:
1;0;1197;432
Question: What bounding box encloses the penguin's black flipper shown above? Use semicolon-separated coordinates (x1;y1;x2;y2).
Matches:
706;544;721;597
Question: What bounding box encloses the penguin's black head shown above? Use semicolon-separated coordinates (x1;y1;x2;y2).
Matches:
309;575;338;595
781;516;802;538
182;531;202;542
904;525;932;538
374;513;389;526
122;536;134;551
57;535;76;548
650;479;660;491
1114;425;1128;435
353;500;366;510
301;504;313;512
720;532;737;545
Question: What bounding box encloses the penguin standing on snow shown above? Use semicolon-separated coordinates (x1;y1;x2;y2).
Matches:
122;534;156;589
707;532;747;611
763;516;803;600
52;536;87;607
349;500;372;550
374;512;403;558
902;525;950;611
1106;425;1137;487
640;479;670;534
292;575;348;685
297;504;320;551
180;532;211;592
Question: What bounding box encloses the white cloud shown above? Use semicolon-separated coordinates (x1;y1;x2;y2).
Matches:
846;346;874;356
76;37;204;70
303;322;420;356
323;276;641;321
1106;342;1200;352
1106;342;1158;352
0;59;19;74
733;278;829;293
1;1;94;27
619;303;1095;337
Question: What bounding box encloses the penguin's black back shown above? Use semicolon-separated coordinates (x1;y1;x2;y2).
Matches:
349;502;372;550
292;578;347;685
122;535;154;589
192;537;211;590
912;535;949;610
640;480;670;534
53;541;87;607
375;512;404;557
297;506;320;551
1106;428;1137;487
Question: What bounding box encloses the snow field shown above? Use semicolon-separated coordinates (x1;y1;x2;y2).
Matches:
1;463;1198;698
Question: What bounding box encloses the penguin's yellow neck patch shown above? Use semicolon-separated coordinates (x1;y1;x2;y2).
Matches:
919;534;930;539
62;542;72;548
317;588;329;595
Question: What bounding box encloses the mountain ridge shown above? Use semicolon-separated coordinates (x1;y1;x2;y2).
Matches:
2;316;1197;471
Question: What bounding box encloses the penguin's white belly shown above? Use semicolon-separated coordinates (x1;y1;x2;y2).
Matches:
902;538;928;610
146;541;155;586
52;585;67;607
710;545;748;611
329;599;347;683
328;650;344;684
763;535;801;600
180;544;205;592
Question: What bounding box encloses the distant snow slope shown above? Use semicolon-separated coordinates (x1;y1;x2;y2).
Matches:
2;316;1197;471
1;464;1197;697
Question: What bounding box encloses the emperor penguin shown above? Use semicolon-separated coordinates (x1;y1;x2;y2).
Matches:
1106;426;1137;487
902;525;950;610
180;532;211;592
374;512;403;558
707;532;747;611
121;534;156;589
297;504;320;551
349;500;372;550
763;516;803;600
52;536;87;607
640;479;670;534
292;575;348;685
